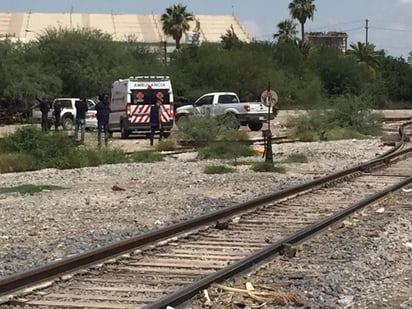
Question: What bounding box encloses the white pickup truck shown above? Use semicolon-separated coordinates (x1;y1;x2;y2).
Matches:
175;92;275;131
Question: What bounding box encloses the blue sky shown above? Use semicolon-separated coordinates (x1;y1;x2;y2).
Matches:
3;0;412;58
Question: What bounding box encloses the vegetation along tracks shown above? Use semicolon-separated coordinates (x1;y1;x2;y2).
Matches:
1;123;411;308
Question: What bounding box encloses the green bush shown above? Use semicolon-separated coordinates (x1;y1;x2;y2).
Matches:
176;115;221;142
0;184;64;194
56;147;128;169
0;153;34;173
204;165;236;174
219;129;249;141
198;141;256;160
283;153;308;163
156;138;177;151
1;126;74;168
0;126;130;172
324;127;368;140
251;162;285;173
287;96;383;141
129;151;164;163
325;96;383;135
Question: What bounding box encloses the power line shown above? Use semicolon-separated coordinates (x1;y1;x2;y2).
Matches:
341;26;364;32
370;26;412;33
368;19;412;27
308;20;364;32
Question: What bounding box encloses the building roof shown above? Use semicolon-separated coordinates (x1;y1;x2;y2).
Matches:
0;12;251;45
306;32;348;38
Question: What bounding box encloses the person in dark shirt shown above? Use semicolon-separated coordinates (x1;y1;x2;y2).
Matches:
73;98;88;143
95;94;111;146
35;97;50;131
149;98;164;146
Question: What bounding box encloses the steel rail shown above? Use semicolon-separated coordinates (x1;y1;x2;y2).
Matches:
1;123;411;297
144;176;412;309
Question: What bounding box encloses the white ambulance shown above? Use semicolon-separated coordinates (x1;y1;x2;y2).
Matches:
109;76;174;138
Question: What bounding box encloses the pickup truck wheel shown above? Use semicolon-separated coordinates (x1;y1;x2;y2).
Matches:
120;121;130;139
248;122;263;131
222;113;240;130
62;117;74;130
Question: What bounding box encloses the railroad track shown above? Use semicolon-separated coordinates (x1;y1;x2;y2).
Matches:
193;191;412;308
1;123;411;308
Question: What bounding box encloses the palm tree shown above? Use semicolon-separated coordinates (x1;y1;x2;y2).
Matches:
347;42;380;69
161;4;194;49
288;0;316;42
274;19;298;44
221;25;241;49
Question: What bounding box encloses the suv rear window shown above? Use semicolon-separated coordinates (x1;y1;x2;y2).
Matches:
131;89;170;105
55;100;72;108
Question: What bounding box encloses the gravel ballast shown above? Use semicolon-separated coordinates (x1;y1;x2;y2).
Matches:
0;138;410;308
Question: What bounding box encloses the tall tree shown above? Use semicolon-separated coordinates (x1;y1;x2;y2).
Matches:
347;42;380;70
274;19;298;44
161;4;194;49
288;0;316;42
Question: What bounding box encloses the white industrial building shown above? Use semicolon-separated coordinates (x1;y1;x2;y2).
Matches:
0;11;251;51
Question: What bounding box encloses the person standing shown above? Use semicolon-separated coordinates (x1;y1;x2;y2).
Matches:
73;97;88;144
149;98;164;146
53;100;62;131
35;97;50;131
95;94;111;146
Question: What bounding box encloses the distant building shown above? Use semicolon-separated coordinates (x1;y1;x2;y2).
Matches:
305;32;348;54
0;11;251;53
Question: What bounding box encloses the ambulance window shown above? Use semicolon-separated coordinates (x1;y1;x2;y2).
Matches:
131;89;170;105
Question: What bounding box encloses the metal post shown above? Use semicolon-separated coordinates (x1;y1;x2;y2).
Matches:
263;82;273;164
267;84;271;131
262;129;273;163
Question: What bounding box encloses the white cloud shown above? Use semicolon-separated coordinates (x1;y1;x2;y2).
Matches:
398;0;412;4
241;20;261;39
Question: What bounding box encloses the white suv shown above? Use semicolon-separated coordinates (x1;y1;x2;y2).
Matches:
54;98;96;130
32;98;95;130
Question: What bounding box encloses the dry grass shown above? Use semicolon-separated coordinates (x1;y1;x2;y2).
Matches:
202;283;306;307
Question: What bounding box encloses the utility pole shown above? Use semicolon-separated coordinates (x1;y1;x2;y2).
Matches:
70;5;73;28
365;19;369;44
